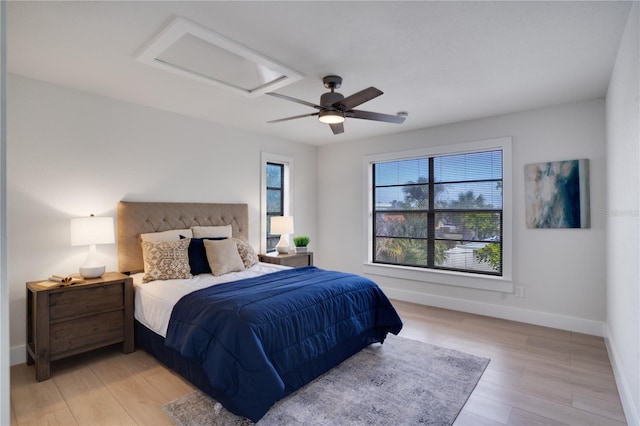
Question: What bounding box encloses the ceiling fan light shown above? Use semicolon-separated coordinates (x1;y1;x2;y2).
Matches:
318;110;345;124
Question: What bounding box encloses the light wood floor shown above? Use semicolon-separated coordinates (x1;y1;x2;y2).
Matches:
11;300;627;425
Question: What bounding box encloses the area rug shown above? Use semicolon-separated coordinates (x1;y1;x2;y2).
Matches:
162;334;489;426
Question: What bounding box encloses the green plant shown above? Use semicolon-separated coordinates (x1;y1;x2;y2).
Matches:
293;236;310;247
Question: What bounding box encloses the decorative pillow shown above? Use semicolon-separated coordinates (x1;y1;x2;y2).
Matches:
191;225;232;239
141;239;192;283
234;237;259;268
141;229;193;242
179;236;227;275
203;239;245;276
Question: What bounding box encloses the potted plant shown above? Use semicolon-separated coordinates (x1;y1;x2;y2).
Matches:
293;236;310;253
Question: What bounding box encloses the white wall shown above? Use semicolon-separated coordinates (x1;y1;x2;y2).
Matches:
0;2;9;424
7;75;317;364
605;3;639;424
318;98;606;335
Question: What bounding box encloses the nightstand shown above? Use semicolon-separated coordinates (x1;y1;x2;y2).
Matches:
26;272;134;381
259;252;314;267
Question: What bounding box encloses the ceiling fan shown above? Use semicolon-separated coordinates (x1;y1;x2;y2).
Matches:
267;75;406;135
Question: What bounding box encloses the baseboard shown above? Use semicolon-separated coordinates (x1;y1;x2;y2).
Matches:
604;324;638;426
383;287;605;336
10;344;26;366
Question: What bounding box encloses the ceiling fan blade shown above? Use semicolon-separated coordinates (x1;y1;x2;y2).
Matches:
348;110;406;124
268;112;319;123
266;92;322;109
329;122;344;135
333;87;383;111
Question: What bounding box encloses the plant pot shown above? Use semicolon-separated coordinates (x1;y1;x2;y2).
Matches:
295;246;307;253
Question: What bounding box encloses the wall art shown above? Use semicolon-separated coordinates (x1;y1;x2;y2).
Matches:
524;159;590;228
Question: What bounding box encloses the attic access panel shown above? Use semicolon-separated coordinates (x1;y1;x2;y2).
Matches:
137;17;303;97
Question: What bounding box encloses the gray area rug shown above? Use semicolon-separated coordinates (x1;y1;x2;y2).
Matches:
162;334;489;426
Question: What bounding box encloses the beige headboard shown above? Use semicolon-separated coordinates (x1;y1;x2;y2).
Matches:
117;201;249;274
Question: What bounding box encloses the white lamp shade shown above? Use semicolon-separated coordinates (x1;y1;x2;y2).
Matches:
270;216;294;235
70;216;115;246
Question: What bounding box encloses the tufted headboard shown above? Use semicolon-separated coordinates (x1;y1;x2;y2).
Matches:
117;201;249;274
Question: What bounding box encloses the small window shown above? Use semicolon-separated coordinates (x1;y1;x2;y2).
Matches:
266;162;284;252
261;153;293;254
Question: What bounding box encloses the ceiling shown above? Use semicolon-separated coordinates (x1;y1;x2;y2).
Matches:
8;1;632;146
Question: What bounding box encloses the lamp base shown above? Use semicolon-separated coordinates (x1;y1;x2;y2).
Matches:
275;234;290;254
79;265;105;279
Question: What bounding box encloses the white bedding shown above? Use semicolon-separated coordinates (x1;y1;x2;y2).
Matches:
132;262;290;337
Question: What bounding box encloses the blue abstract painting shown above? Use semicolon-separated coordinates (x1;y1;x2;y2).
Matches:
524;159;590;229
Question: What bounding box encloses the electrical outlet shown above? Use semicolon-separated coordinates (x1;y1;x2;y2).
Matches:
514;286;525;298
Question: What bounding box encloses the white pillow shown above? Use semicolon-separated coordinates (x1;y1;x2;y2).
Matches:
191;225;232;239
140;229;193;242
203;239;245;276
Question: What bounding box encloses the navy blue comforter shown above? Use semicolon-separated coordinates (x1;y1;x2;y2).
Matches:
165;266;403;422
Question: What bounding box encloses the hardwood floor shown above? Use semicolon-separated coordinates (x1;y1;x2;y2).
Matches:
11;300;627;425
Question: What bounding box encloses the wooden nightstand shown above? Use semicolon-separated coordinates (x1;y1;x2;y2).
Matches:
259;252;314;268
26;272;134;381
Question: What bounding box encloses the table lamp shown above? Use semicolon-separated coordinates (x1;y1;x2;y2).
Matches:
270;216;294;254
70;214;115;278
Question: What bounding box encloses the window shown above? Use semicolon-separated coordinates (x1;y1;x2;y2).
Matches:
266;162;284;252
364;137;512;292
373;151;503;275
261;152;293;254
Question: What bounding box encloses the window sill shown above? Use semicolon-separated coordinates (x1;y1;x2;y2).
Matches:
362;262;513;293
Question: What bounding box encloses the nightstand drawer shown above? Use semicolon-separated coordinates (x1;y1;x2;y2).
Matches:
283;256;311;267
49;283;124;321
50;310;124;357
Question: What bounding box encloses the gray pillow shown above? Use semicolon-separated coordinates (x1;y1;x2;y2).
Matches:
204;238;245;276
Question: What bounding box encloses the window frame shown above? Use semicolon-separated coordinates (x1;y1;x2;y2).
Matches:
363;137;513;293
261;152;293;253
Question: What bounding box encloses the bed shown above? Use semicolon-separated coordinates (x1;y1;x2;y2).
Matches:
117;201;403;422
